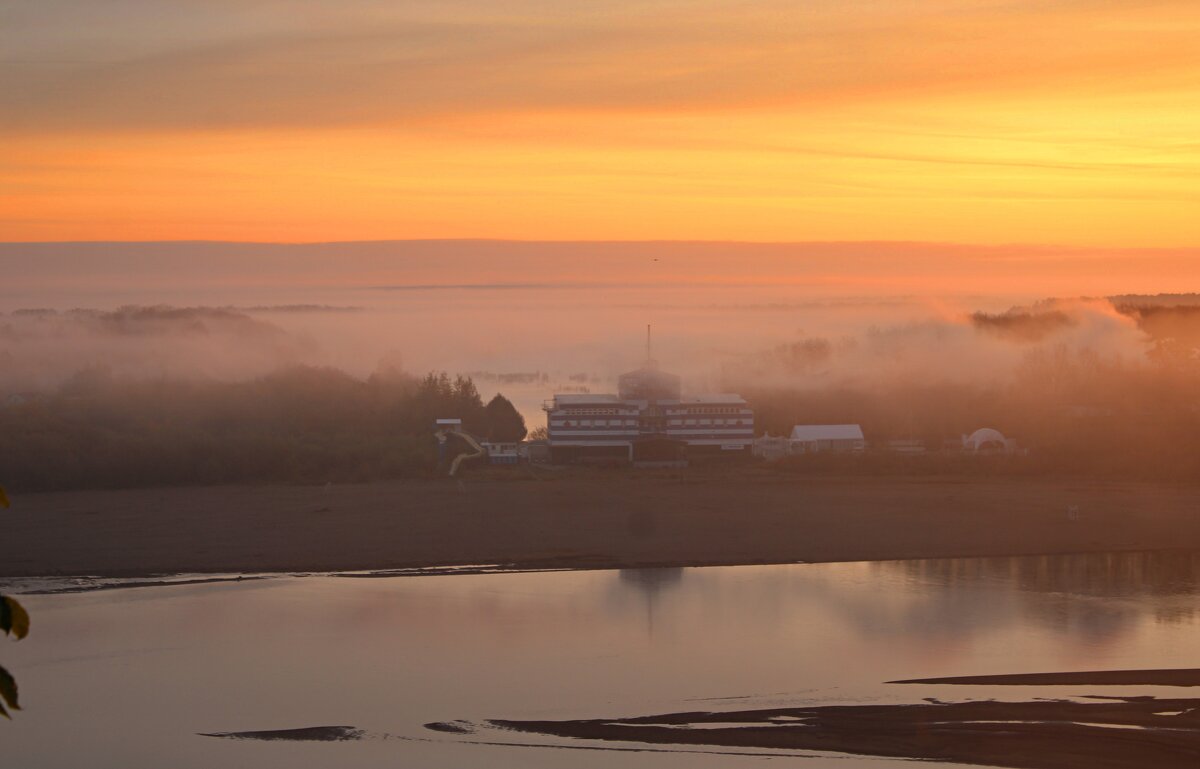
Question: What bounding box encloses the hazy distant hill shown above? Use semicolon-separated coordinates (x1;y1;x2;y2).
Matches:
3;240;1200;304
1109;293;1200;307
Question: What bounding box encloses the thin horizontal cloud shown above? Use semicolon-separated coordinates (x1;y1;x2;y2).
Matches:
6;0;1200;245
5;0;1200;133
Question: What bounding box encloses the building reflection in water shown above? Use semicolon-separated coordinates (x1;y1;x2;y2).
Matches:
877;551;1200;599
601;552;1200;654
869;551;1200;647
616;567;684;639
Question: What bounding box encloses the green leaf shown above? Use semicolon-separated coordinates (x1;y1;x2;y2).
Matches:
0;597;29;640
0;666;18;711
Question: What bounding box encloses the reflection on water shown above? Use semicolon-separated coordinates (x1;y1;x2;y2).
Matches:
5;552;1200;769
617;568;684;639
873;552;1200;645
881;551;1200;599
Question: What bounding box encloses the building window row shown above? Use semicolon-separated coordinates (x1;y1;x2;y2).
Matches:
556;419;638;427
668;418;752;426
553;418;753;428
667;406;745;415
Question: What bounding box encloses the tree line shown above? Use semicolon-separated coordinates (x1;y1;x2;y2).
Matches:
743;342;1200;481
0;366;526;492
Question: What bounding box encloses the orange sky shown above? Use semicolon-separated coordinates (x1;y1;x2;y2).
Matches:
4;0;1200;246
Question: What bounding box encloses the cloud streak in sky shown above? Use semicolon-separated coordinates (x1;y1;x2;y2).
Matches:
3;0;1200;245
7;0;1200;131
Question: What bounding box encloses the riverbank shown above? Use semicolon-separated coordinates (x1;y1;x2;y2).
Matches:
3;474;1199;578
489;694;1200;769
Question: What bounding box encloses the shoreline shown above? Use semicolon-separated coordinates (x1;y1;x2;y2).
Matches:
5;474;1200;579
488;693;1200;769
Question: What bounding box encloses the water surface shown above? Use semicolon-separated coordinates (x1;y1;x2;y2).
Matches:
6;552;1200;768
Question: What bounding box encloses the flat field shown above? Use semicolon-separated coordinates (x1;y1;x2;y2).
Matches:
4;473;1197;577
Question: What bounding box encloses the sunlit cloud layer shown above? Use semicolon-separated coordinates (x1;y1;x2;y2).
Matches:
4;0;1200;245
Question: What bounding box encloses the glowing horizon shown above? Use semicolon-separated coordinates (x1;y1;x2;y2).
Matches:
5;1;1200;247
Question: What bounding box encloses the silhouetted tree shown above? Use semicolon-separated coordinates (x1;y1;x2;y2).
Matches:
484;394;527;442
452;375;487;435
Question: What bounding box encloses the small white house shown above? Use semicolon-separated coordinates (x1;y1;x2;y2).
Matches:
790;424;865;454
753;433;793;461
481;441;521;464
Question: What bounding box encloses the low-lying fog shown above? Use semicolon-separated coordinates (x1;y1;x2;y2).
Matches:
0;262;1187;418
3;241;1200;490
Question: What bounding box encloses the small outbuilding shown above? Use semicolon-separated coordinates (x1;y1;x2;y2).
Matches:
481;441;521;464
524;439;551;463
961;428;1017;454
883;438;926;455
753;433;792;461
790;424;865;453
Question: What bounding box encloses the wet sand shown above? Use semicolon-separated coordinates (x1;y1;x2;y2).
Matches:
489;695;1200;769
4;474;1200;578
201;726;364;741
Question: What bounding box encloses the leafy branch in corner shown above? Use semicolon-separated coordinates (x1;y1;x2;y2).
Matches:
0;485;29;719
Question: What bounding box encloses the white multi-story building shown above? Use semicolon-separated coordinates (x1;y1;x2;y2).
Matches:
544;360;754;463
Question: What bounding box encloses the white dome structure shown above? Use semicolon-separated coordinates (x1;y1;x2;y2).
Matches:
963;428;1009;452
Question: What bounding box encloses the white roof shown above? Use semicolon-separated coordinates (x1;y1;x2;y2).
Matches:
790;424;864;441
963;428;1006;449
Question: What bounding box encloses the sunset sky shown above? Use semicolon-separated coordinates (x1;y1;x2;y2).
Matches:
4;0;1200;246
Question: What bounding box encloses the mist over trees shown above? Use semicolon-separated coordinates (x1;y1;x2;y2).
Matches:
4;295;1200;491
0;366;523;492
5;335;1200;492
0;305;320;392
743;339;1200;481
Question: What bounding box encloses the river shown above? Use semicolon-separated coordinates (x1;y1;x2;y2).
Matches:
5;551;1200;768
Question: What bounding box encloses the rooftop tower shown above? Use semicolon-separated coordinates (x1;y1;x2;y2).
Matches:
617;325;681;400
